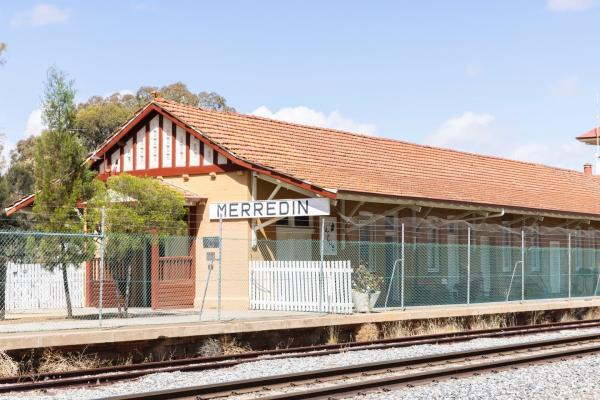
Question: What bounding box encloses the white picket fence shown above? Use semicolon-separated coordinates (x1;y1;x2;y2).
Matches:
5;263;85;310
249;260;353;314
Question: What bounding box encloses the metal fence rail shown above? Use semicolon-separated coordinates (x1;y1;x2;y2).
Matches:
0;214;599;329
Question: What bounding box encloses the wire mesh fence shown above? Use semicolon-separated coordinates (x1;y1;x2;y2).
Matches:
0;215;599;329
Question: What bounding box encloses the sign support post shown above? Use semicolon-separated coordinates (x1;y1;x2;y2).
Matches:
218;216;223;321
319;217;325;312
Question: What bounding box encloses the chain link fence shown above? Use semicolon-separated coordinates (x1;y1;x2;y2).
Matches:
0;216;599;329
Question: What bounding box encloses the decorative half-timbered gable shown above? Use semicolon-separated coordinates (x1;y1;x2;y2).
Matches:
91;106;240;179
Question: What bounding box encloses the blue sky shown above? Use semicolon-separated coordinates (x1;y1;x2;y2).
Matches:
1;0;600;171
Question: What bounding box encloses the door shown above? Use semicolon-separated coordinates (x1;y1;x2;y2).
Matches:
276;227;313;260
550;241;561;294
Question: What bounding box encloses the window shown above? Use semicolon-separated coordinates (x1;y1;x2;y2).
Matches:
275;216;312;227
295;216;310;227
427;229;439;273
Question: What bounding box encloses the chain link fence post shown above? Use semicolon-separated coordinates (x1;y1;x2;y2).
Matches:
98;207;106;328
521;230;525;302
568;232;572;299
401;223;405;309
467;227;471;305
218;217;223;321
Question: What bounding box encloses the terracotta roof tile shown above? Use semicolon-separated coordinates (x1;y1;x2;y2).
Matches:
155;99;600;216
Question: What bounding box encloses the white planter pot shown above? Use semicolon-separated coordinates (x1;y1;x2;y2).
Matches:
352;290;381;313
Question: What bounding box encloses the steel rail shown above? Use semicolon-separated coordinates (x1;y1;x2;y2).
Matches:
258;342;600;400
102;331;600;400
2;317;600;393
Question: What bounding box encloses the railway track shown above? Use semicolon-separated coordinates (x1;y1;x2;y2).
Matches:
105;331;600;400
2;318;600;395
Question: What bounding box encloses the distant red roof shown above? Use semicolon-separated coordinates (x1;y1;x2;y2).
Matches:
576;126;600;145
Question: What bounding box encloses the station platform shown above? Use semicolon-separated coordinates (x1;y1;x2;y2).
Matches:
2;297;600;351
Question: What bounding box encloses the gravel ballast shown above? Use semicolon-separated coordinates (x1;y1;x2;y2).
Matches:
4;326;600;400
358;353;600;400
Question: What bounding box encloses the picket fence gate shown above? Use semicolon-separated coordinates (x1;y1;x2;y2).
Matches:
5;263;84;310
249;260;353;314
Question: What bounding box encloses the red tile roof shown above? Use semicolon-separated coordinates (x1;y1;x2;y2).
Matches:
576;126;600;144
153;99;600;217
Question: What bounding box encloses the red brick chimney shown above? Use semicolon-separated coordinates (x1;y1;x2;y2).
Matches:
584;163;593;176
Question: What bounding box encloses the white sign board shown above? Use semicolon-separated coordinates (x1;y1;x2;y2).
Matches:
210;198;330;220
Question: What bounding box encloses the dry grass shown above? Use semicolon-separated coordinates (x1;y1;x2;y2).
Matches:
559;310;578;322
221;337;250;355
37;348;109;374
198;337;251;357
381;322;410;339
469;314;508;330
0;350;18;377
582;307;600;320
355;323;380;342
529;311;546;325
326;326;340;345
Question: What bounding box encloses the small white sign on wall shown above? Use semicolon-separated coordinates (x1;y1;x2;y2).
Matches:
321;217;337;255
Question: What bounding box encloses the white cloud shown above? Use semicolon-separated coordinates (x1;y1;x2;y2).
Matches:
547;0;597;11
511;141;593;170
103;89;134;98
251;105;376;135
427;112;495;150
10;4;70;28
427;111;595;172
548;76;582;97
464;64;482;77
25;109;45;136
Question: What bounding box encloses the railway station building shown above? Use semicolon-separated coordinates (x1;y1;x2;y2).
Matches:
7;96;600;312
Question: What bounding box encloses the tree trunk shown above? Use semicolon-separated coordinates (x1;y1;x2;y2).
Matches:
61;264;73;318
0;259;6;320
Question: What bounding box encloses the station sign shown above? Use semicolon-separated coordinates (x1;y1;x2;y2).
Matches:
209;198;330;220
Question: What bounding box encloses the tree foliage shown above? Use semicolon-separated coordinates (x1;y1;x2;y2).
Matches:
73;82;235;153
198;91;235;112
32;68;96;318
4;136;37;205
88;174;187;235
86;174;187;316
0;42;6;65
42;67;77;133
74;94;137;152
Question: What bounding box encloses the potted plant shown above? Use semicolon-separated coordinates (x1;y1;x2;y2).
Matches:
352;263;383;312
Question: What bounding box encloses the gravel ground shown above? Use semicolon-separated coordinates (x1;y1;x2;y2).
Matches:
358;354;600;400
5;327;600;400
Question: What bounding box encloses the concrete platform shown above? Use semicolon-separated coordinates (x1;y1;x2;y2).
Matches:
2;297;600;351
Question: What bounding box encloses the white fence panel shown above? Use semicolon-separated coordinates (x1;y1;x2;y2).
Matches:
5;263;85;310
249;260;353;314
